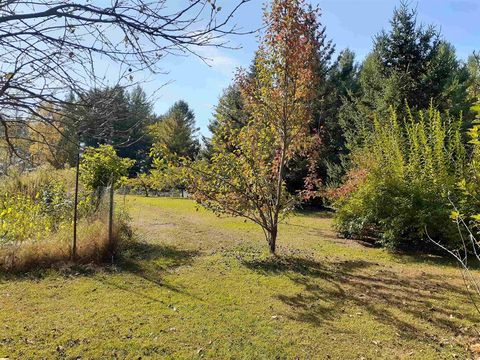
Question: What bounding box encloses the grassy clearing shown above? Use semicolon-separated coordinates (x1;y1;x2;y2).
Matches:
0;195;479;359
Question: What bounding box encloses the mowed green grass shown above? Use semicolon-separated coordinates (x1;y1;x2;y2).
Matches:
1;195;479;359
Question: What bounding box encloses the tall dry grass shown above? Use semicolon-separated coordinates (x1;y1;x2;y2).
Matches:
0;165;134;272
0;213;132;272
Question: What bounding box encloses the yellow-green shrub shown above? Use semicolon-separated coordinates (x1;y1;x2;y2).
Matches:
0;166;92;245
334;106;466;250
0;164;133;270
0;194;50;244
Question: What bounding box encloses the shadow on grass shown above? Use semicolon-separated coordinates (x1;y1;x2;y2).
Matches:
121;240;199;265
0;240;201;304
388;250;480;270
0;262;98;282
87;240;202;301
307;225;478;269
98;240;202;301
243;255;478;341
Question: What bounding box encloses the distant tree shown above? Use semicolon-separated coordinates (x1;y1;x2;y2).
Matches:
124;173;156;197
373;3;469;113
321;49;360;182
149;101;200;196
188;0;322;254
373;2;440;109
59;86;155;174
203;54;262;160
151;159;189;197
203;84;249;159
306;48;359;187
0;122;29;175
125;86;155;173
467;52;480;119
340;2;471;154
76;87;130;148
150;101;200;160
28;120;65;168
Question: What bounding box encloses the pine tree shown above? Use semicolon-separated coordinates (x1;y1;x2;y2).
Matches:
202;84;249;159
340;2;471;156
54;86;155;173
150;100;200;160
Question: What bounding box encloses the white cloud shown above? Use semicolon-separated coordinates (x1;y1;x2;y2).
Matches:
196;46;241;76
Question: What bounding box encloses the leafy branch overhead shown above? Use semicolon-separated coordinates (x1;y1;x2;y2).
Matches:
0;0;250;157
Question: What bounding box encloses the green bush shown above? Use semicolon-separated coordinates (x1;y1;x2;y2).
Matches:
333;106;465;251
0;193;50;245
335;173;459;250
0;166;93;245
80;145;134;191
454;119;480;230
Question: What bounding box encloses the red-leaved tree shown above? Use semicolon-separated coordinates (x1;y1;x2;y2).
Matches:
187;0;322;254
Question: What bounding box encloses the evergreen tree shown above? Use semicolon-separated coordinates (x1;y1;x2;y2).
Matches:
340;2;471;156
315;49;359;185
77;86;130;147
150;100;200;160
373;2;440;110
467;52;480;120
371;2;469;113
121;86;155;173
56;86;155;174
203;84;249;159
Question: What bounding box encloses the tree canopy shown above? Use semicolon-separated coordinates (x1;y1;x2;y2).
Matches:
188;0;323;253
150;100;200;161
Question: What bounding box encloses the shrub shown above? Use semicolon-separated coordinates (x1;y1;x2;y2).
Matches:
0;164;133;271
0;167;77;244
80;145;134;191
0;193;50;245
455;118;480;230
332;106;466;251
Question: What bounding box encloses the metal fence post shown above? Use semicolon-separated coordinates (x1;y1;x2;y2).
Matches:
72;151;80;260
108;178;114;258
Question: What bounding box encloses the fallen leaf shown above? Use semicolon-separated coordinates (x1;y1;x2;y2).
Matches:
470;343;480;354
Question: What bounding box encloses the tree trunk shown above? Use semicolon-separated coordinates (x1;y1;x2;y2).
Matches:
268;225;278;254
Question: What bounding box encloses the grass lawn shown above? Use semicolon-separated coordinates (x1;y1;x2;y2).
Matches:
1;195;479;359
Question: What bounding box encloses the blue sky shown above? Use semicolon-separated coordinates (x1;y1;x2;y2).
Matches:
141;0;479;137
